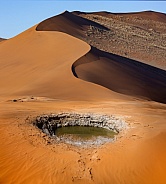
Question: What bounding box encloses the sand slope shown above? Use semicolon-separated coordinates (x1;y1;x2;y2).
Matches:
0;26;122;101
73;46;166;103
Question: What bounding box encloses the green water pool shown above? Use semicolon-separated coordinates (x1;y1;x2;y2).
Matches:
55;126;117;140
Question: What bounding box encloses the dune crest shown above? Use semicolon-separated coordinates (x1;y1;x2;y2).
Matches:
36;11;109;38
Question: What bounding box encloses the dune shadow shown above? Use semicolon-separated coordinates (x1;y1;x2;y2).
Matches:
72;46;166;104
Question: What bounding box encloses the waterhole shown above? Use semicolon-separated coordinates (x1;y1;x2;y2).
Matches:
33;113;127;146
56;126;116;139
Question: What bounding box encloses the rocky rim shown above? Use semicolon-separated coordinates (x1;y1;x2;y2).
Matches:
33;112;128;146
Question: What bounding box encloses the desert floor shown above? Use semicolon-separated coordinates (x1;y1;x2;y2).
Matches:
1;97;166;184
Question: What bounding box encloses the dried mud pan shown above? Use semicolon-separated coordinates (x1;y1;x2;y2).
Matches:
33;112;128;146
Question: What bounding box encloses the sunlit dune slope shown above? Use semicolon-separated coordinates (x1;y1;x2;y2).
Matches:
72;47;166;103
0;26;122;101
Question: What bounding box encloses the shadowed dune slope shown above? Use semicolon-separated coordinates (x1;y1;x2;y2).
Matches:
36;11;109;37
72;47;166;104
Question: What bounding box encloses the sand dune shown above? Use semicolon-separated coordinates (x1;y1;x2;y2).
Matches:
0;10;166;184
73;46;166;103
0;27;120;101
37;11;166;70
36;11;166;103
36;11;109;38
